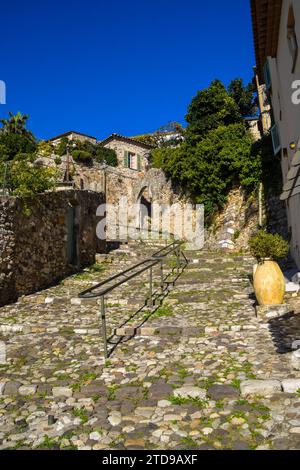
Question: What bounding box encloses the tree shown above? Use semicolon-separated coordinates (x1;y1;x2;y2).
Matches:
152;124;262;216
185;80;242;144
228;78;257;117
0;152;58;199
0;111;33;136
0;133;37;159
0;112;37;159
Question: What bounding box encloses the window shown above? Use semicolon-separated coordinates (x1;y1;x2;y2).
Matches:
271;123;282;155
287;6;298;73
124;151;142;170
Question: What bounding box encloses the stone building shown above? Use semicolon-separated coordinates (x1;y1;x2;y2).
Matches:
101;134;152;172
251;0;300;267
49;131;97;146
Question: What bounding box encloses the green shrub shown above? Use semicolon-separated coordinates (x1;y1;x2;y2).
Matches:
249;230;289;261
94;145;118;167
72;150;93;164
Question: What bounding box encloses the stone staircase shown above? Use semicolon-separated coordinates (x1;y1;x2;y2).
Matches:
1;241;300;450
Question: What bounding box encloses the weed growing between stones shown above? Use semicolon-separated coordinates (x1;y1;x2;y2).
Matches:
72;407;89;424
168;394;209;409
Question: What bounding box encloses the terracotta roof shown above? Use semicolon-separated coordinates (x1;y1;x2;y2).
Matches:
100;133;153;150
48;131;97;142
250;0;283;81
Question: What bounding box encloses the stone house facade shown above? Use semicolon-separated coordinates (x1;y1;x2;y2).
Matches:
49;131;97;146
101;134;152;173
251;0;300;267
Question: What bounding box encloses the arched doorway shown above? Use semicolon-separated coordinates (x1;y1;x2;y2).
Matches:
137;186;152;233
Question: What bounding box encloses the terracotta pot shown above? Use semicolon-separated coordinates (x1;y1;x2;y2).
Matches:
253;259;285;305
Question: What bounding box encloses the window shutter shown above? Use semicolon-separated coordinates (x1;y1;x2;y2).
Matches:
124;151;129;168
137;154;141;171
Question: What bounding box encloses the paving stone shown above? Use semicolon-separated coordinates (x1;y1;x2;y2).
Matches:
0;382;5;396
281;379;300;393
1;245;300;450
291;350;300;371
3;381;21;396
240;380;282;397
52;387;73;398
173;386;206;400
19;385;37;396
149;381;173;400
207;384;239;400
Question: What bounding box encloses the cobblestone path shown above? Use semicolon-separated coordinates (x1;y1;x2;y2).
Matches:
1;242;300;450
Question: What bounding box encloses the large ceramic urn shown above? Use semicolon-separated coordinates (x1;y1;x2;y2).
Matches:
253;259;285;305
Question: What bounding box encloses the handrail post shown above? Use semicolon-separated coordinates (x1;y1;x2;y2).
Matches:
100;295;108;359
149;266;153;307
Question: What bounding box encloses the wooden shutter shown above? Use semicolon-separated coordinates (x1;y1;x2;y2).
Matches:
137;154;141;171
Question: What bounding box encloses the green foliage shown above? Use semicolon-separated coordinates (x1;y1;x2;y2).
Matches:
36;140;54;157
72;149;93;164
185;79;242;144
0;132;37;160
0;111;32;136
55;137;68;156
152;77;280;220
153;123;261;216
93;145;118;166
249;230;289;261
3;153;58;199
252;133;283;195
228;78;257;117
54;138;118;167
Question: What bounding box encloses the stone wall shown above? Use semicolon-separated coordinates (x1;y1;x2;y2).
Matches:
265;194;289;240
205;188;289;252
0;190;105;306
0;199;16;305
205;187;259;251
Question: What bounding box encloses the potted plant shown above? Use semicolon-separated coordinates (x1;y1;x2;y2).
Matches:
249;230;289;305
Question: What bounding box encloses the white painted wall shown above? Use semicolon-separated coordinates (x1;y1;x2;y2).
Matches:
268;0;300;267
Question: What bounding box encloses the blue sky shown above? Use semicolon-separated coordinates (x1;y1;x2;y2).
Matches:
0;0;255;140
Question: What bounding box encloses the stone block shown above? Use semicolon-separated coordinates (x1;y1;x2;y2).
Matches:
240;379;281;397
173;386;206;400
281;379;300;393
291;350;300;371
19;385;37;396
255;304;291;319
52;386;73;398
286;282;300;293
0;382;5;396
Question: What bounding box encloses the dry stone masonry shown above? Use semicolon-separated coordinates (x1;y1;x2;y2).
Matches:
0;190;105;306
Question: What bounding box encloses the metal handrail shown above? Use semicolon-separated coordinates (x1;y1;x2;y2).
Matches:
78;240;187;358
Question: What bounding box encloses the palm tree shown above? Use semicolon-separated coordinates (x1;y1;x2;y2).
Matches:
0;112;30;135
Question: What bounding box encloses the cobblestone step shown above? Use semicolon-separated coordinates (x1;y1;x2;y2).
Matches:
1;243;300;450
